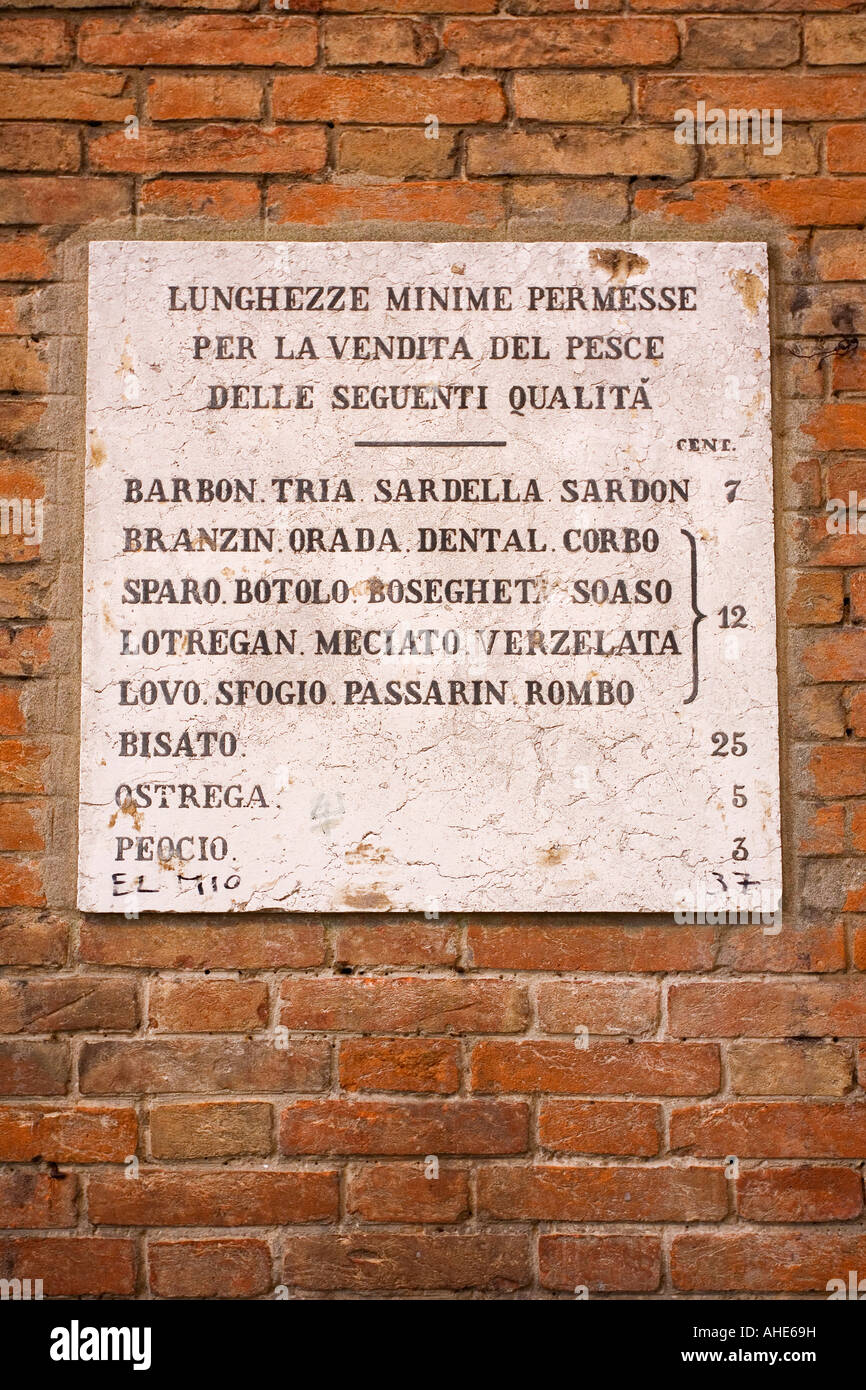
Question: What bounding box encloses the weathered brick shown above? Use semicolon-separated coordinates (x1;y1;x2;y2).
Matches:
338;1038;461;1093
79;1038;328;1094
444;18;679;68
0;401;46;443
810;745;866;797
0;802;45;853
140;178;260;222
334;918;458;966
280;1099;528;1155
0;1040;68;1095
478;1164;727;1221
0;862;44;910
0;294;35;335
0;234;55;282
788;457;822;510
282;1232;530;1292
833;344;866;392
146;73;262;121
670;980;866;1037
817;861;866;914
805;15;866;64
681;17;799;67
775;340;824;392
536;980;658;1035
850;571;866;625
508;179;629;229
0;1237;135;1296
467;128;693;178
338;128;458;179
78;16;317;66
672;1229;866;1292
636;179;866;228
0;177;131;226
507;0;621;10
511;73;630;122
268;181;505;229
0;631;51;679
796;804;845;855
0;74;133;122
146;0;260;7
79;920;324;969
0;915;66;965
828;124;866;173
273;73;504;125
814;229;866;281
633;0;863;8
0;125;80;175
0;17;71;65
0;978;136;1033
323;0;497;8
0;689;27;736
737;1166;862;1221
786;284;866;336
0;573;53;623
150;1239;272;1299
280;976;527;1033
795;512;866;568
0;1172;77;1228
539;1233;661;1293
804;402;866;451
0;465;45;568
639;74;866;122
149;1101;271;1158
0;1105;136;1162
472;1041;720;1095
539;1099;661;1156
671;1101;866;1157
787;570;844;625
346;1161;470;1222
149;979;268;1032
322;0;496;9
729;1041;853;1096
89;125;326;175
89;1170;337;1225
824;456;866;505
323;18;439;66
467;922;714;971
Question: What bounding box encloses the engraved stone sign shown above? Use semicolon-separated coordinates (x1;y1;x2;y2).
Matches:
79;241;781;915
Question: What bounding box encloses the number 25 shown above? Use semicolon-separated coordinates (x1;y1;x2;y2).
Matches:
711;731;747;757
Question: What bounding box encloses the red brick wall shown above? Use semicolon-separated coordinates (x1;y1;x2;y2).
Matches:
1;1;865;1300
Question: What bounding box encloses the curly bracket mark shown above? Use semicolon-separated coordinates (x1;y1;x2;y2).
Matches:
681;528;706;705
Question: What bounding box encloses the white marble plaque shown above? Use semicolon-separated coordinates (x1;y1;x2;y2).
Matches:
78;241;781;915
